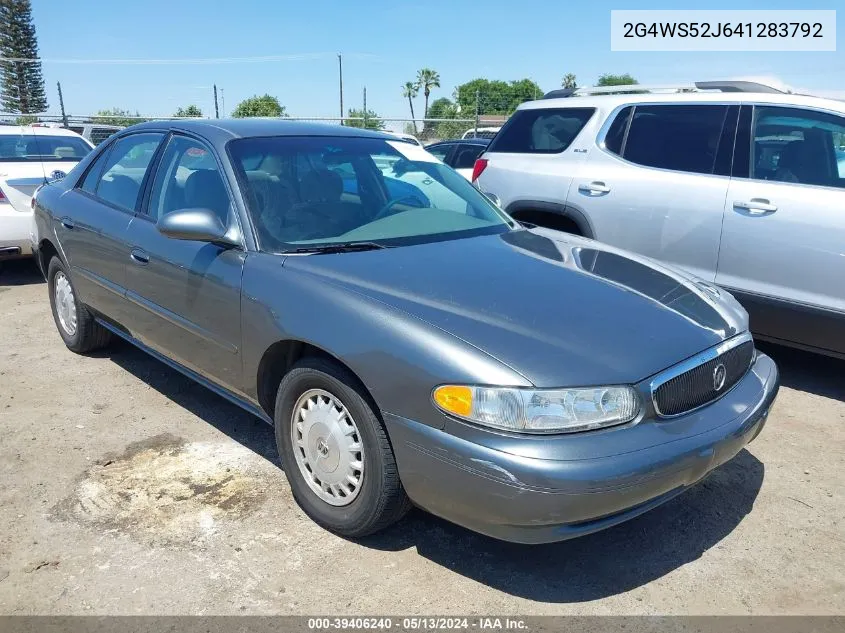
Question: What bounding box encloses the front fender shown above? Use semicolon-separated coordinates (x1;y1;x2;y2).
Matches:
240;252;531;427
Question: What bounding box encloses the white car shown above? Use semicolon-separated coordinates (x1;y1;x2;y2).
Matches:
385;131;423;146
462;126;501;139
0;125;93;267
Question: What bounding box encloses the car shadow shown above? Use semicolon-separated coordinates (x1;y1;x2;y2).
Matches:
100;337;764;602
0;259;44;286
101;339;279;466
359;449;763;602
756;341;845;402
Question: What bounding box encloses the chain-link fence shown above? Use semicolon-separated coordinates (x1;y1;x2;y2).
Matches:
0;113;504;144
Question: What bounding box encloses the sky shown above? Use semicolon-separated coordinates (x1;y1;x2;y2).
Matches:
30;0;845;126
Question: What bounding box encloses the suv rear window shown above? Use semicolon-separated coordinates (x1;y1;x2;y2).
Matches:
615;105;730;175
488;107;594;154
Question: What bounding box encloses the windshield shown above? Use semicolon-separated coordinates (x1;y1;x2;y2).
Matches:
228;135;513;251
0;134;92;162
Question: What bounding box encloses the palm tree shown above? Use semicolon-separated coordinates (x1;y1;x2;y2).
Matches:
402;81;419;133
416;68;441;121
561;73;577;89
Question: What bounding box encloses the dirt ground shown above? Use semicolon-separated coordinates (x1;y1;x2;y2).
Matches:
0;259;842;615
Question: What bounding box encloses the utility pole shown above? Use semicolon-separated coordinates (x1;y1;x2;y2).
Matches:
338;53;344;124
474;88;480;137
57;81;68;128
363;86;367;129
213;84;219;118
220;89;225;117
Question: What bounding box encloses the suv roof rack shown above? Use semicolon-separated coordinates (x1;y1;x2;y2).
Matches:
542;80;786;99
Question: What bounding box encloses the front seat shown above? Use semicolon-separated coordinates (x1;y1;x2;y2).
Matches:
184;169;230;223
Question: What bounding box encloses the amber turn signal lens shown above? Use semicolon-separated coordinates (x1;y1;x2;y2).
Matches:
433;385;473;417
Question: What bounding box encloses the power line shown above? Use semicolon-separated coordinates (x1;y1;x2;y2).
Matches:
0;53;377;65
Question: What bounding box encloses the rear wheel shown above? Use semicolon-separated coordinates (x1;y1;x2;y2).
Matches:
275;357;411;537
47;256;111;353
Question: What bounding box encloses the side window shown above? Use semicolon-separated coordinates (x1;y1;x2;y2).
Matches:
79;145;113;193
622;105;729;175
426;145;451;161
488;107;595;154
603;106;632;156
148;135;231;223
95;133;164;211
751;106;845;188
452;145;485;169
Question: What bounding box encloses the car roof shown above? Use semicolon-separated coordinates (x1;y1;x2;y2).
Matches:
520;91;845;115
126;118;397;141
427;138;491;146
0;125;91;138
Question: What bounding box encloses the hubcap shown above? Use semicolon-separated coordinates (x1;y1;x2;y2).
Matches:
290;388;364;506
54;272;78;336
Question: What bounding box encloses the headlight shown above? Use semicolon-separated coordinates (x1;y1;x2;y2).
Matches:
432;384;640;434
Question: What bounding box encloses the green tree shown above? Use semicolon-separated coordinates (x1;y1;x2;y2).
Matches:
455;78;542;115
561;73;577;89
174;104;202;118
401;81;419;133
426;97;455;120
597;73;638;87
416;68;440;119
508;78;543;104
92;108;145;127
343;107;384;130
424;97;465;140
231;94;287;118
0;0;47;114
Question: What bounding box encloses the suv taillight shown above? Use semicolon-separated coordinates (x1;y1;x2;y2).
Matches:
471;158;488;183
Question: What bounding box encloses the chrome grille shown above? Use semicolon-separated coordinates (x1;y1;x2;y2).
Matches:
652;335;755;417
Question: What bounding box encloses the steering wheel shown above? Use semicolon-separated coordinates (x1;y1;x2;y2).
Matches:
372;196;425;222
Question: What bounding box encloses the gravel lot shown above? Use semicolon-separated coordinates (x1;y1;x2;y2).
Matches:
0;259;842;615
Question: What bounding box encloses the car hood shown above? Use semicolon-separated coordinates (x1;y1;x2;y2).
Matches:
283;228;748;387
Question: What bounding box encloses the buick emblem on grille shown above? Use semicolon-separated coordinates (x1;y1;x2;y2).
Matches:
713;363;727;392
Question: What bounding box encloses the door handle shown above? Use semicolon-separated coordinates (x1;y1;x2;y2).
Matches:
60;217;74;230
130;248;150;265
578;181;610;195
734;198;777;214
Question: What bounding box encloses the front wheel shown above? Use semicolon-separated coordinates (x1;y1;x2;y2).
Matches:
47;256;111;354
275;357;411;537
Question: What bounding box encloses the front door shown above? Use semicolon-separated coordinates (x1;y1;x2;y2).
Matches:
717;105;845;355
123;134;246;393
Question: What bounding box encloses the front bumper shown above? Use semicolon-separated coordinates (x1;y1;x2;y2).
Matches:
385;352;779;544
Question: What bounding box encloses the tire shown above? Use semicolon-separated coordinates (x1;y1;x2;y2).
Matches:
275;357;411;537
47;256;111;354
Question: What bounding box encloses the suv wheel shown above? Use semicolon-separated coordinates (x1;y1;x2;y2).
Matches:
275;357;411;537
47;256;111;353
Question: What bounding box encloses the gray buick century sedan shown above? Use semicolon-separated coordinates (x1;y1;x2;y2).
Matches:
32;120;779;544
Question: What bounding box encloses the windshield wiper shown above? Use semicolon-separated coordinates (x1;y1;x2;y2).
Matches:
285;241;389;254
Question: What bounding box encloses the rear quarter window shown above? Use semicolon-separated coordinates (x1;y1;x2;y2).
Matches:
488;107;594;154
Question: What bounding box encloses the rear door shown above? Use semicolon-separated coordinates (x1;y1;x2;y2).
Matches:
123;134;246;393
716;104;845;355
474;106;595;210
56;132;164;322
570;103;737;281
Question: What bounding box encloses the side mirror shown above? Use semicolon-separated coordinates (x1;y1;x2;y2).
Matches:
156;208;233;244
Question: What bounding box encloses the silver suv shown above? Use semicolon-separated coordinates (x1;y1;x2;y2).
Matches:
475;81;845;359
